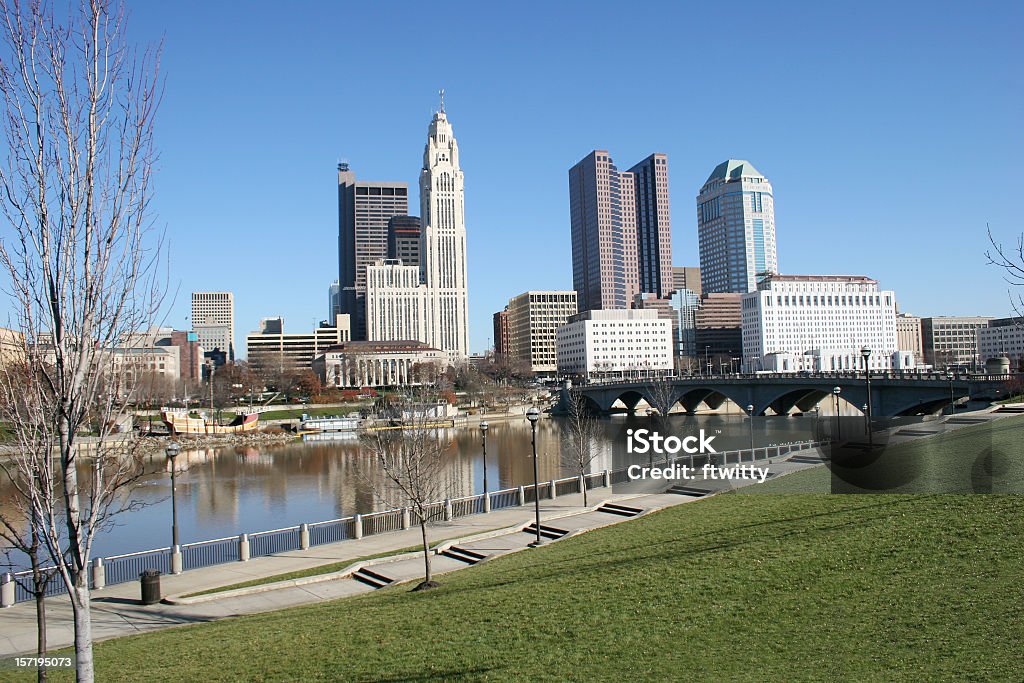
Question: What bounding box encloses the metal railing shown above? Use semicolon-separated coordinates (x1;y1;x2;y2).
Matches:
104;548;171;586
308;517;354;546
2;439;824;604
250;527;302;559
182;536;239;570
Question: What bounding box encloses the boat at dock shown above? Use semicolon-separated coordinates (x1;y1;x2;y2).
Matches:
161;409;260;435
299;415;361;433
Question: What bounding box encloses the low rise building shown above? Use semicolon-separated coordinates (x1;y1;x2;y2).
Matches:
314;340;447;388
921;316;992;369
979;317;1024;370
896;312;923;360
695;292;743;369
506;291;578;375
741;275;915;372
247;314;352;374
556;309;672;380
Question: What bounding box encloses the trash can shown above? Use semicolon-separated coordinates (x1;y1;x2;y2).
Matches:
140;568;161;605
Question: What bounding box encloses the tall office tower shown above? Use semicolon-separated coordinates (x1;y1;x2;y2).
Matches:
337;162;409;340
628;154;673;298
328;280;340;318
697;160;777;294
673;266;702;298
420;97;470;362
387;215;422;268
191;291;234;361
569;150;639;312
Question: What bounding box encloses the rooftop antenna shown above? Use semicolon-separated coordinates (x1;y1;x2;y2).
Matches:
439;88;445;113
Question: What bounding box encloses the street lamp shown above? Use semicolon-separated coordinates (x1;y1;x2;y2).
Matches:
813;406;820;440
526;407;542;547
833;386;842;441
946;369;955;415
165;441;181;548
705;346;711;376
746;404;755;461
860;347;874;451
480;421;489;500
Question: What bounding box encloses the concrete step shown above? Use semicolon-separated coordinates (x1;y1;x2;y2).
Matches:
522;523;568;540
788;454;828;463
994;405;1024;413
896;429;940;436
946;417;991;424
351;566;394;589
441;545;487;564
597;502;644;517
666;485;712;497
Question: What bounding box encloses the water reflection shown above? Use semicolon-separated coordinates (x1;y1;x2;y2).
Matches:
1;413;821;560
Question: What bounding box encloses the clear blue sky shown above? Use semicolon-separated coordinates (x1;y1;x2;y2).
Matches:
127;1;1022;356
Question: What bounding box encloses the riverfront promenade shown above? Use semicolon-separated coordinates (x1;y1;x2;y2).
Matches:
0;405;1016;657
0;455;824;656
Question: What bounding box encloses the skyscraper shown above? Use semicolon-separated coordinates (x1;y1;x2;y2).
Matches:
628;154;673;298
337;163;409;340
696;160;777;294
568;150;673;313
420;97;469;361
568;151;639;312
191;291;234;361
387;215;422;268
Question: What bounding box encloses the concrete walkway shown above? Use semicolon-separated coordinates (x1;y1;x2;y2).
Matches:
0;406;1014;656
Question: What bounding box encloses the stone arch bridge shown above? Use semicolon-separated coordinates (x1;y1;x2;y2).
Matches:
568;375;1010;417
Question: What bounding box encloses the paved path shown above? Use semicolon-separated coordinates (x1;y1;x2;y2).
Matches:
0;406;1015;656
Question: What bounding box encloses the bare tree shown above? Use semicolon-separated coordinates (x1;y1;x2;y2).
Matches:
0;1;163;680
359;392;457;590
986;225;1024;319
560;389;602;506
0;361;56;682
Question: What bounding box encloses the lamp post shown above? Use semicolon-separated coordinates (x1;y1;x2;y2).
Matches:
165;441;181;548
480;421;489;499
813;406;820;440
946;369;955;414
746;404;755;461
526;407;542;547
833;386;842;441
860;347;874;451
705;346;711;376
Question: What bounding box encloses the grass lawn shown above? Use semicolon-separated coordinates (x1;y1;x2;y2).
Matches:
182;546;421;597
259;405;366;421
743;413;1024;494
48;490;1022;681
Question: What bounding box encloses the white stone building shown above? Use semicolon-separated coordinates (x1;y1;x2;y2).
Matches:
365;259;428;344
741;275;915;372
556;309;673;380
315;341;447;388
420;98;469;362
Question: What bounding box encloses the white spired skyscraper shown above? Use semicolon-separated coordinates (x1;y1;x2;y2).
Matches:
697;160;777;294
420;93;469;362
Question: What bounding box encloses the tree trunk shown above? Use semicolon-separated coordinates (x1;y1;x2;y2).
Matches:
70;583;93;683
581;471;588;507
34;572;47;683
418;518;432;584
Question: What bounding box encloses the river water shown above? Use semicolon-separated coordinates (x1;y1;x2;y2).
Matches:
1;412;825;562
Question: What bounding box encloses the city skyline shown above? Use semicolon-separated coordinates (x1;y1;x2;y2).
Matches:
57;2;1022;357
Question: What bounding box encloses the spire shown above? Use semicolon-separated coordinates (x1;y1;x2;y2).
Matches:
438;88;445;113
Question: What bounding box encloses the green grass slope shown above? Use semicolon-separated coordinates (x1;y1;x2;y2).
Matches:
37;492;1024;682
